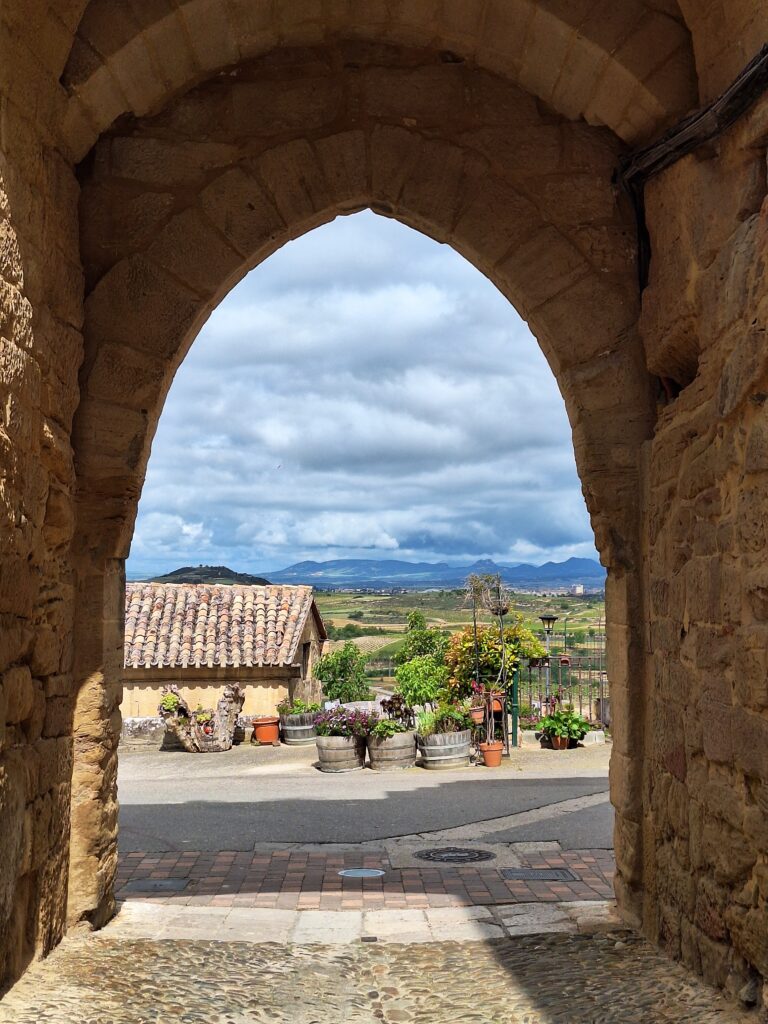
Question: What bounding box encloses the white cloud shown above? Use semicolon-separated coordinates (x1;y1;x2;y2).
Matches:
128;211;596;576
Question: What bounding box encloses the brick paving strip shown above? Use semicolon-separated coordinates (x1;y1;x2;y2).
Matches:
115;847;614;909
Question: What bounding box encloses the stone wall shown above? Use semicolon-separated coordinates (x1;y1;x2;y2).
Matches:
0;11;85;991
637;94;768;1004
1;0;768;1008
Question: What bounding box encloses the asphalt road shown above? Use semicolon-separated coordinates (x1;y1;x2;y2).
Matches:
117;744;612;852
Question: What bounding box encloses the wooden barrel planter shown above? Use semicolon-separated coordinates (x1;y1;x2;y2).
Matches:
280;712;317;745
315;735;367;772
368;732;417;771
417;729;472;770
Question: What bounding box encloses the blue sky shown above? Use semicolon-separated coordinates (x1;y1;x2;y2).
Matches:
127;211;596;578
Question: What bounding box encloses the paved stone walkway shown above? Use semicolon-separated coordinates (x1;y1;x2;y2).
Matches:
100;897;622;943
116;846;614;908
2;929;752;1023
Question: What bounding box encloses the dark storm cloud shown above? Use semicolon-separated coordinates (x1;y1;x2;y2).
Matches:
127;211;596;576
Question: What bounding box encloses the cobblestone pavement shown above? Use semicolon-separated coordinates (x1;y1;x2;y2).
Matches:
115;847;614;908
2;931;752;1023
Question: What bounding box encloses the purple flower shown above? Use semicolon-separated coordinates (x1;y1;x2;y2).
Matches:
313;707;378;737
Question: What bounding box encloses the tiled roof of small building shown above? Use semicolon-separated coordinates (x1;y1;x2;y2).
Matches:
124;583;323;670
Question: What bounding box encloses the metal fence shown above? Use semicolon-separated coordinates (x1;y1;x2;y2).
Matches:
519;655;609;726
367;652;609;727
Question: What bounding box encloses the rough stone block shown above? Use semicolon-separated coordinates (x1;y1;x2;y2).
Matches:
3;666;33;724
199;168;284;259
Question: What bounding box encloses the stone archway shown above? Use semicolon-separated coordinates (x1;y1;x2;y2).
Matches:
3;0;768;1005
67;40;652;935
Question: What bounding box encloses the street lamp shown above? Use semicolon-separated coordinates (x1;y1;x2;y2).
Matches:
539;614;558;704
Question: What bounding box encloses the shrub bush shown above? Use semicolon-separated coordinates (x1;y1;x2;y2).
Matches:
394;654;449;709
416;703;473;736
315;642;375;703
444;618;546;698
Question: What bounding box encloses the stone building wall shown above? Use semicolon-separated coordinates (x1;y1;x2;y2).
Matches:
0;10;85;990
0;0;768;1007
122;667;295;720
638;94;768;999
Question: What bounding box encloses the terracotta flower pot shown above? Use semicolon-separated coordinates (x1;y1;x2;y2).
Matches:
550;735;569;750
478;740;504;767
252;715;280;746
470;707;485;725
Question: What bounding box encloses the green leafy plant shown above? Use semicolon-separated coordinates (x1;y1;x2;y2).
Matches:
406;609;427;632
276;698;321;715
315;642;375;703
394;654;449;709
518;703;541;731
159;691;181;714
444;618;546;699
538;708;590;740
370;718;410;739
416;703;473;737
194;710;212;725
394;625;450;666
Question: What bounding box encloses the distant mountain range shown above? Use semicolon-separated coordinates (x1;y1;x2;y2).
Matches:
145;557;605;590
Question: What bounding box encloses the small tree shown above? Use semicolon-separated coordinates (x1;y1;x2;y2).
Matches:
406;609;427;632
395;625;449;666
444;617;546;699
315;642;373;703
395;654;449;710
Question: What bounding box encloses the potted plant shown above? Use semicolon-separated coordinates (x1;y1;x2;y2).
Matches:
469;691;485;725
538;708;590;750
518;703;541;732
276;698;321;745
313;707;376;772
416;703;473;770
367;694;416;771
251;713;280;745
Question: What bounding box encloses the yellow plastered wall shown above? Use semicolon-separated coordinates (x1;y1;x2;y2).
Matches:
122;667;297;717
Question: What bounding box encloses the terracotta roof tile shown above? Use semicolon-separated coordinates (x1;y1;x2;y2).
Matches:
124;583;320;670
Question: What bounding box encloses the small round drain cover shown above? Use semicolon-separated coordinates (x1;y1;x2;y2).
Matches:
413;847;496;864
338;868;385;878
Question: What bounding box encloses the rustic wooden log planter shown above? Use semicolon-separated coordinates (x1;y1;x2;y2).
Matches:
159;684;245;753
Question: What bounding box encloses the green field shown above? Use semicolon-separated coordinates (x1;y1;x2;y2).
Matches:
316;589;606;668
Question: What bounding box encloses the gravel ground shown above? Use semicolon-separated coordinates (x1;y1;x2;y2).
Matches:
1;932;751;1023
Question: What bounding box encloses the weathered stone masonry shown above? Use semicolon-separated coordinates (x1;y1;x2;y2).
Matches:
1;0;768;1009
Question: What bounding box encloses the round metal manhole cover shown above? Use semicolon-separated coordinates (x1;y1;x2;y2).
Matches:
413;847;496;864
338;868;386;878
